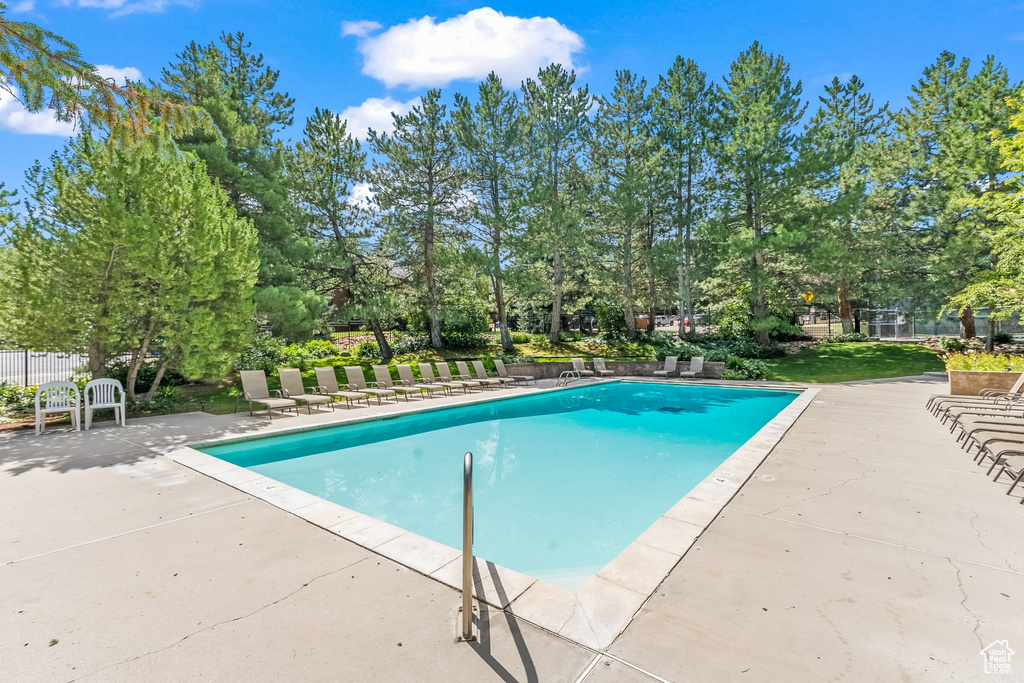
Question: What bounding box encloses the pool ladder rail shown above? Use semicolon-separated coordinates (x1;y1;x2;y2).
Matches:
555;370;582;387
456;450;478;642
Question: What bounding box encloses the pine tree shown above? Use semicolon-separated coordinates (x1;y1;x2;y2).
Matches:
713;42;806;345
158;32;319;341
453;73;527;352
802;76;888;332
592;70;663;339
521;64;592;343
370;90;465;349
0;126;258;400
652;57;717;339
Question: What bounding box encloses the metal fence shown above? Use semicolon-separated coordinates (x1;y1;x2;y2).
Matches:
0;348;92;387
859;308;1024;339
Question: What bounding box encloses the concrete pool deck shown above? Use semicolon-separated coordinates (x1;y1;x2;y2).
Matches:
2;376;1021;681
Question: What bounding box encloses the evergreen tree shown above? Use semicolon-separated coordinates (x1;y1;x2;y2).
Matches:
802;76;888;332
592;70;663;339
713;42;806;345
652;57;717;338
370;89;465;349
453;73;527;352
0;126;258;400
158;32;320;341
521;64;592;343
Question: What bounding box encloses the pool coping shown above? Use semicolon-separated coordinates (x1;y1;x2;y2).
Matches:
158;380;819;652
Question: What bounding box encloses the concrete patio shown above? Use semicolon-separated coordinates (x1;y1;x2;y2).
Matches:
2;376;1020;682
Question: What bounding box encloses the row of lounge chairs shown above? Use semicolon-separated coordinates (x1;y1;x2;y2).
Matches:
569;356;704;379
240;360;537;419
928;372;1024;503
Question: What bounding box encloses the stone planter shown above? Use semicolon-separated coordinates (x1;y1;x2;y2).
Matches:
947;370;1023;396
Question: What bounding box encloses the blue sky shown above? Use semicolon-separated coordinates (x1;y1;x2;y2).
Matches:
1;0;1022;190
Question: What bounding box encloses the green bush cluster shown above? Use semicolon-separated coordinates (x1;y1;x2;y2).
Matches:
391;335;434;355
440;333;488;350
509;333;531;345
723;356;769;380
0;381;36;414
237;334;286;373
939;337;969;353
944;353;1024;372
494;351;535;364
823;332;869;343
643;332;784;361
993;331;1016;345
354;341;381;359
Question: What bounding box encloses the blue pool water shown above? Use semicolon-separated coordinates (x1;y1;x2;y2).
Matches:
202;382;796;589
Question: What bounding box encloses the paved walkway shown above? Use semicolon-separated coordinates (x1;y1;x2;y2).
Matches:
2;377;1020;682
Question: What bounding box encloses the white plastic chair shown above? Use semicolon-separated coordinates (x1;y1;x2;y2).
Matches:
84;378;126;430
35;381;81;434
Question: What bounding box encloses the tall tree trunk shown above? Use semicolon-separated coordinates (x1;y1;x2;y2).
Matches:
140;358;169;403
986;318;995;352
679;173;694;339
369;318;393;361
749;193;770;346
124;318;157;403
548;242;564;344
88;342;107;380
494;277;513;352
623;231;636;340
837;279;854;334
424;210;442;348
959;306;975;339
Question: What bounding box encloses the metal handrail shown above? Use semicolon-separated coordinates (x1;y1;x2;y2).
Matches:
460;451;474;642
555;370;581;387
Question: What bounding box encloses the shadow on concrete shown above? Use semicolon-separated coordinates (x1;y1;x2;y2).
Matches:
467;560;540;683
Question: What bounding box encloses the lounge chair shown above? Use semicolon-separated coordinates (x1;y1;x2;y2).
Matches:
494;359;536;386
240;370;300;419
372;365;421;401
941;396;1024;428
680;356;704;380
571;358;595;378
83;378;126;430
397;364;447;397
419;363;471;394
34;380;80;434
436;362;482;391
279;368;333;413
929;374;1024;416
456;360;500;389
653;356;678;378
593;358;616;378
926;373;1024;411
991;450;1024;503
344;366;396;404
313;367;370;408
472;360;515;387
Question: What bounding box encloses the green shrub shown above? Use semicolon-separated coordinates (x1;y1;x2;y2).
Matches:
303;339;342;359
354;341;381;359
238;334;285;373
594;299;628;333
939;337;968;353
724;355;769;380
509;333;531;345
439;305;490;337
495;351;535;364
391;335;433;355
944;353;1024;372
824;332;869;344
993;331;1016;345
441;333;488;350
150;386;178;412
0;381;36;414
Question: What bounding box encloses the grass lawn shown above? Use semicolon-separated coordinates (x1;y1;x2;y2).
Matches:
764;342;944;383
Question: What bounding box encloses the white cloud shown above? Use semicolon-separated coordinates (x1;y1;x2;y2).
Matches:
348;7;584;89
58;0;197;16
348;181;375;209
10;1;34;13
339;96;419;139
94;64;143;85
0;88;77;136
342;20;382;38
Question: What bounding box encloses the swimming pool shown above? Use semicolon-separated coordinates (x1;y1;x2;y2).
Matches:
201;382;797;590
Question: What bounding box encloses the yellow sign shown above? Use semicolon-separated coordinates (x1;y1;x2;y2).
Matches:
801;291;814;303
